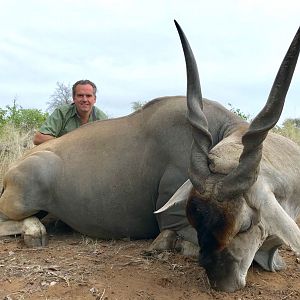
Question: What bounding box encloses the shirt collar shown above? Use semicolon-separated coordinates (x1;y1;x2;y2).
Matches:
71;103;94;121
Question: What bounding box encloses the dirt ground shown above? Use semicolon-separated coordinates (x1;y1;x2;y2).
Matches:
0;222;300;300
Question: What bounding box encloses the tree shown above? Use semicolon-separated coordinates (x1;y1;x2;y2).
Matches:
46;82;72;112
131;101;148;111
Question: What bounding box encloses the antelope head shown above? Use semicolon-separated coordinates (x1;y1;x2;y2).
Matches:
175;21;300;291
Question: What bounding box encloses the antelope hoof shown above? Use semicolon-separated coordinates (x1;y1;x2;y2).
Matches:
22;217;48;247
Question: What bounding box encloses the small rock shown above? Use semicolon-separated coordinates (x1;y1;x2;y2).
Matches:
90;287;98;295
41;281;48;287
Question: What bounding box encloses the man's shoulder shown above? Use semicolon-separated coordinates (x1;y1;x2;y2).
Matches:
55;103;76;115
94;106;108;120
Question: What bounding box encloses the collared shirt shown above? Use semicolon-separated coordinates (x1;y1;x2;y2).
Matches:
38;103;107;137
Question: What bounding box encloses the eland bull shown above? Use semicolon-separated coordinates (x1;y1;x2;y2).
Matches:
0;21;299;293
156;22;300;292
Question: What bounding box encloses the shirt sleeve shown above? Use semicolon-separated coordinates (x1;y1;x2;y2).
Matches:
38;108;64;137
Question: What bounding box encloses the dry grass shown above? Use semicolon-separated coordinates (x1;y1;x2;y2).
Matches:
0;123;34;190
273;122;300;145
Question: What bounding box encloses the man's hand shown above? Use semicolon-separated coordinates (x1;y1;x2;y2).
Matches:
33;132;55;145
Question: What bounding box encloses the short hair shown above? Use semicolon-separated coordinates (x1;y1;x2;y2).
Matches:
72;80;97;97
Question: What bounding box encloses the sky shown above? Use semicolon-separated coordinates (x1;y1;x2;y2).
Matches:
0;0;299;122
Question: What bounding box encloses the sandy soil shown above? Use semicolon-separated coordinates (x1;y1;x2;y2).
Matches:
1;222;300;300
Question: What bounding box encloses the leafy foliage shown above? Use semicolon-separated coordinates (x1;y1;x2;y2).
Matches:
0;98;48;133
131;101;148;111
0;108;6;125
228;103;251;121
227;104;300;144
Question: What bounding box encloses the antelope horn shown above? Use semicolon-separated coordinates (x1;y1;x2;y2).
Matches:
175;20;212;194
216;26;300;201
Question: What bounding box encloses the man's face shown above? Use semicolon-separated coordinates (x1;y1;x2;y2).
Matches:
73;84;96;115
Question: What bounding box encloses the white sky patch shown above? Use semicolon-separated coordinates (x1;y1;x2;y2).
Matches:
0;0;299;121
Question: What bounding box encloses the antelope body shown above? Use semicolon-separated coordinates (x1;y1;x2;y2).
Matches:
0;21;299;293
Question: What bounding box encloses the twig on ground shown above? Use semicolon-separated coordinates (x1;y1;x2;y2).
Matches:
99;288;106;300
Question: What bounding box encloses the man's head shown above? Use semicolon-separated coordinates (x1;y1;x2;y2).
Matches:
72;80;97;116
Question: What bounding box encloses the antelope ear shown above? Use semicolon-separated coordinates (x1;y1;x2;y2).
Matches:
261;193;300;256
251;180;300;256
154;180;193;214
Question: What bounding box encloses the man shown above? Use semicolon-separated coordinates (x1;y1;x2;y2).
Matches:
33;80;107;145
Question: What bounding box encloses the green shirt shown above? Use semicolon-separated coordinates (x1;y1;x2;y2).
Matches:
38;103;107;137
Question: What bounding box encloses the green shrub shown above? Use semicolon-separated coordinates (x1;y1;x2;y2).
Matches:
0;100;48;134
227;103;251;121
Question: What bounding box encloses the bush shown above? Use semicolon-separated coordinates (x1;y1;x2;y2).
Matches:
6;107;48;132
227;103;251;121
273;120;300;145
0;99;47;189
0;100;48;133
227;104;300;145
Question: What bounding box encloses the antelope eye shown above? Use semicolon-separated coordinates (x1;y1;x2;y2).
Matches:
239;218;252;233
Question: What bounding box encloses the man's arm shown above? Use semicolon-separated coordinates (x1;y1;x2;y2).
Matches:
33;107;65;145
33;132;55;145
